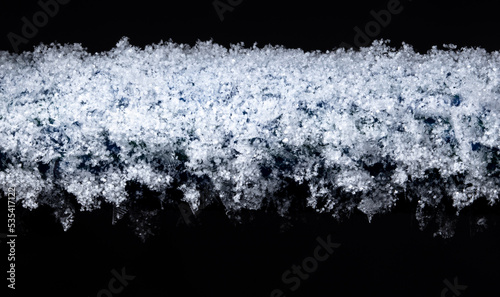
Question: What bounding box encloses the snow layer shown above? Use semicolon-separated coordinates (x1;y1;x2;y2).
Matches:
0;38;499;235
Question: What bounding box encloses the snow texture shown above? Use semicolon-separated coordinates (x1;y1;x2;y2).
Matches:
0;38;499;236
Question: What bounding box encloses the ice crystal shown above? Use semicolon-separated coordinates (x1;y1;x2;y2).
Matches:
1;38;499;236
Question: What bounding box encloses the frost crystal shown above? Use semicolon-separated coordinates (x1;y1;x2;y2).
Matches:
0;38;498;236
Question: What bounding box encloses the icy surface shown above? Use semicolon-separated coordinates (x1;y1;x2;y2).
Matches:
0;39;499;236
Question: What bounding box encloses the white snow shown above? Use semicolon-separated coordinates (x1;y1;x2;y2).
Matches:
0;38;499;232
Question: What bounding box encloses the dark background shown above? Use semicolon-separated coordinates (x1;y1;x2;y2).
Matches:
1;0;500;296
0;0;499;53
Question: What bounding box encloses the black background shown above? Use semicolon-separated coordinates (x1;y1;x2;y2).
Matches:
1;0;499;53
1;0;500;296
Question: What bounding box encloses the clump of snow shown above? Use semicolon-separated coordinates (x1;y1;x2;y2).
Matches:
0;38;499;236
